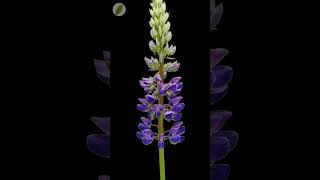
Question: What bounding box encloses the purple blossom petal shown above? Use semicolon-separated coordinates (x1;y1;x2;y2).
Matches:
143;129;153;137
213;65;233;88
172;104;183;113
215;130;239;150
210;136;231;161
146;94;157;104
138;98;148;105
210;110;232;135
168;84;177;92
139;80;147;88
154;73;161;82
169;77;182;84
136;131;144;140
168;96;183;107
142;137;154;145
142;77;153;84
141;117;151;126
91;116;110;135
169;135;181;145
179;136;185;143
176;82;183;90
138;123;149;130
164;111;174;121
172;121;183;129
86;134;110;158
99;175;110;180
210;48;229;68
176;126;185;135
210;164;230;180
137;104;149;112
172;113;182;121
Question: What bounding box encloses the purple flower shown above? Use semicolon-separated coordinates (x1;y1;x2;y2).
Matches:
169;76;182;84
168;96;183;107
139;77;156;93
146;94;157;104
137;129;155;145
153;104;164;118
172;113;182;121
159;83;168;96
164;111;174;121
168;124;185;145
154;73;161;82
137;104;150;112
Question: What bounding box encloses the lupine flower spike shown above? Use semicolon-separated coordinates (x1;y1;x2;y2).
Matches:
136;1;185;180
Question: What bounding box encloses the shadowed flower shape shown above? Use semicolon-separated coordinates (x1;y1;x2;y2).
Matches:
87;134;110;158
210;164;230;180
86;117;110;158
210;48;233;104
168;122;185;145
137;129;155;145
98;175;110;180
94;51;110;85
210;111;238;160
91;116;110;135
210;0;224;31
210;111;238;180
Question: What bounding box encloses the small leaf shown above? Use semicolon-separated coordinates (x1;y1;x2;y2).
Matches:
116;4;124;15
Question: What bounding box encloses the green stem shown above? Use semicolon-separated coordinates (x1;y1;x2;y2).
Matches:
159;148;166;180
158;55;165;180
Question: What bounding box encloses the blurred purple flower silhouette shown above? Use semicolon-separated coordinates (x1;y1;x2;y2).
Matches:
93;51;110;85
210;0;224;31
99;175;110;180
210;48;233;105
88;51;111;179
210;48;238;180
86;116;110;158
